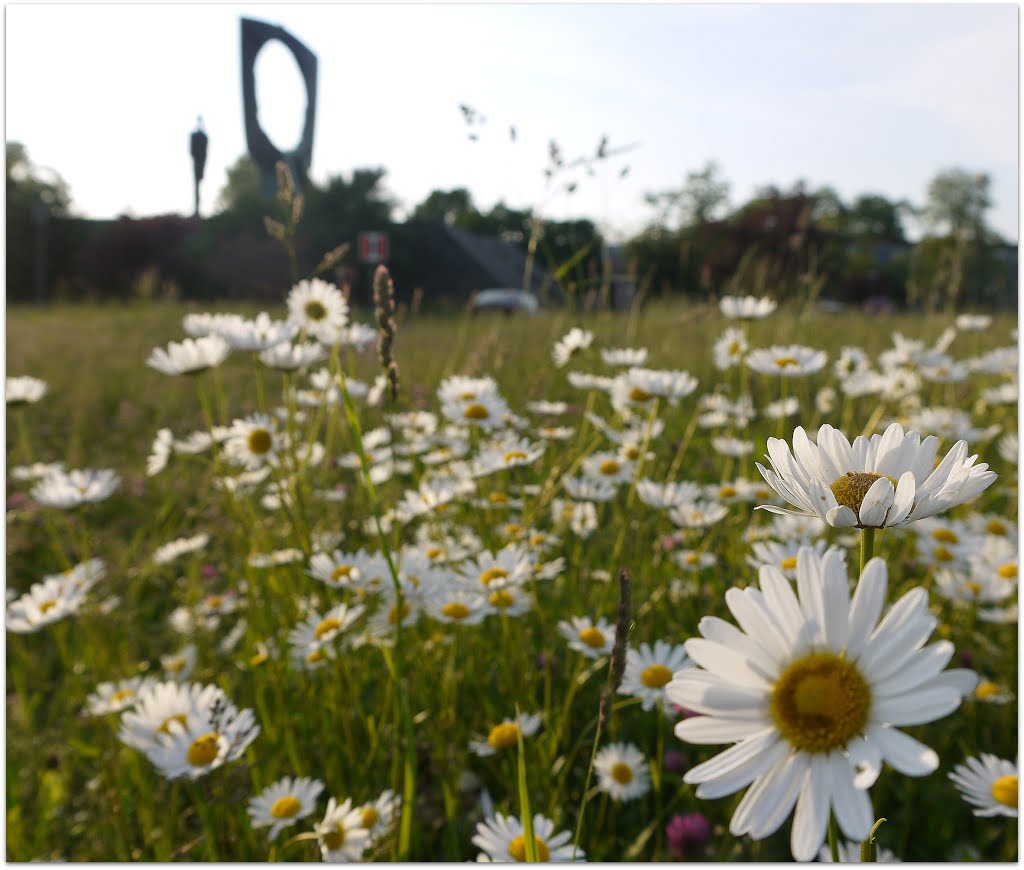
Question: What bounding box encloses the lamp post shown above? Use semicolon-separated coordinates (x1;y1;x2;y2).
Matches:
190;116;208;218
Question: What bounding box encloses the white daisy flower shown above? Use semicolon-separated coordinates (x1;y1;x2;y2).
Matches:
552;499;598;538
10;460;65;481
85;676;157;716
763;397;800;420
719;294;777;319
755;423;997;529
161;644;198;681
469;713;544;758
580;451;635;485
668;546;977;862
217;311;299;352
973;678;1014;705
674;550;718;572
259;340;327;371
315;796;371;861
248;776;325;840
144;701;259;781
562;474;618;502
31;467;120;508
636;479;703;510
458;545;534;590
146;335;230;375
356;789;400;845
557;615;616;659
619;640;692;711
948;754;1018;817
182;311;237;337
594;742;652;801
526;399;569;415
552;327;594;368
668;500;729;529
223;414;284;470
747;539;835;579
713;327;748;370
5;576;87;633
287;278;349;344
424;587;488;626
746;344;827;377
712;436;755;458
7;375;48;404
473;812;580;862
567;370;616;392
288;604;365;656
152;533;210;565
601;346;649;367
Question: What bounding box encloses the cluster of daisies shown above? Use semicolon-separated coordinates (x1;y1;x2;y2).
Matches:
6;288;1018;861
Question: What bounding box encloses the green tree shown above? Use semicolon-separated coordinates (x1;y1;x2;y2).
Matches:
410;188;477;225
924;168;993;242
644;160;730;231
846;194;909;241
215;154;265;212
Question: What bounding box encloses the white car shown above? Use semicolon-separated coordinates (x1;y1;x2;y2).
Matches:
470;288;540;314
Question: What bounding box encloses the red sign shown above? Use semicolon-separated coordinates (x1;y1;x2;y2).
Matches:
358;232;389;264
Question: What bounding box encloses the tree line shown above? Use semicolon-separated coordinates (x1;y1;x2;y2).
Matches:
6;143;1015;310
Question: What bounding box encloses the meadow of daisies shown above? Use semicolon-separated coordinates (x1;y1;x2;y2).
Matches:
6;253;1019;862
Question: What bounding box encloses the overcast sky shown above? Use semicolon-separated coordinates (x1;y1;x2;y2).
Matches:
5;3;1019;242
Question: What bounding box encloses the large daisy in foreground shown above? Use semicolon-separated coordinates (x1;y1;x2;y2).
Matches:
755;423;996;528
667;547;977;862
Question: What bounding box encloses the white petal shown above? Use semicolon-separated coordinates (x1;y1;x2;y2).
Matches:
821;553;850;653
758;565;806;644
825;504;858;527
922;668;979;699
846;734;882;789
746;752;811;839
829;751;873;841
674;715;771;745
872;641;954;695
791;754;830;862
866;724;939;776
857;475;895;527
725;588;789;664
697;616;780;681
886;471;916;526
666;670;767;719
684;728;780;785
692;735;789;800
872;687;960;726
685;639;772;690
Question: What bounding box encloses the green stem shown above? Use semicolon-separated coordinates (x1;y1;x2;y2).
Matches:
828;810;840;863
860;527;876;575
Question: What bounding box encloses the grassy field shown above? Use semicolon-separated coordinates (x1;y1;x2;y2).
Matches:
5;297;1019;862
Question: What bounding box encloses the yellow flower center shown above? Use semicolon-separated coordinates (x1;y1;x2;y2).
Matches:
986;519;1009;535
561;506;576;521
487;722;520;751
158;714;187;735
459;391;477;401
610;761;634;785
991;775;1018;808
931;528;959;543
480;567;509;586
488;589;516;609
249;650;269;667
628;386;654;403
463;403;490;420
934;545;955;562
975;681;1002;700
306;649;324;664
247;428;273;455
206;595;224;609
186;732;221;767
361;807;380;829
270;795;302;819
729;341;741;355
718;485;737;499
579;627;607;649
770;653;871;754
829;472;899;523
504;523;524;538
624;445;641;460
331;565;354;582
684;553;701;565
322;825;345;851
640;664;673;688
599;460;621;476
503;450;528;462
304;300;327;321
489;492;510;505
38;600;57;614
314;617;342;640
110;689;136;704
166;657;187;673
508;835;550;863
426;547;445;560
529;533;547;546
962;581;983;597
442;602;470;620
997;563;1017;580
774;356;799;368
780;556;798;571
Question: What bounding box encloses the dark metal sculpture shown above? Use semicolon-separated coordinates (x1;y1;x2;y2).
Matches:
189;117;208;218
240;17;318;195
